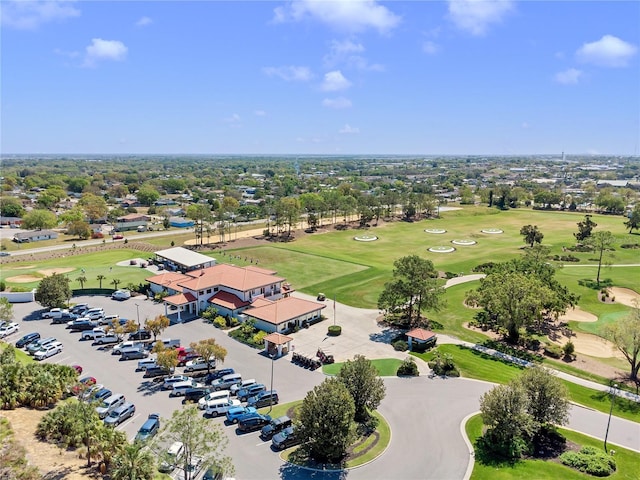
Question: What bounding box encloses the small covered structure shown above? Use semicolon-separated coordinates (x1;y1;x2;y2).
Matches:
163;292;197;322
406;328;437;351
263;332;293;357
154;246;215;272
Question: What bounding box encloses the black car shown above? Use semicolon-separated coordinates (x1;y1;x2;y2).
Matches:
202;467;224;480
129;330;151;341
261;415;292;440
143;366;171;378
69;321;98;332
52;312;78;324
237;413;271;433
247;390;279;409
204;368;235;385
16;332;40;348
182;387;211;404
272;426;301;450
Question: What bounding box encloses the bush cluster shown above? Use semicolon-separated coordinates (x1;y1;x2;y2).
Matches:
228;321;264;349
327;325;342;336
544;343;563;359
396;358;419;376
483;340;543;363
392;340;408;351
428;350;459;377
620;243;640;249
551;254;580;262
560;446;617;477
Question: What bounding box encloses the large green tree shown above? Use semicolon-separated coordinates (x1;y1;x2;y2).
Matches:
603;302;640;381
337;355;386;422
518;367;570;429
157;405;233;480
137;185;160;206
585;230;615;287
0;196;25;218
519;225;544;247
111;442;155;480
296;377;355;463
186;203;211;246
574;214;597;242
0;297;13;323
35;273;71;309
378;255;445;327
21;209;58;230
190;338;228;374
624;204;640;233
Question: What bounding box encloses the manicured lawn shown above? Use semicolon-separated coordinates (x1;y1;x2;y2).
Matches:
413;345;640;422
322;358;404;377
466;414;640;480
0;342;33;364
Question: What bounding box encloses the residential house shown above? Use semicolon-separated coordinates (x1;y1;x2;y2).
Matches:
13;230;58;243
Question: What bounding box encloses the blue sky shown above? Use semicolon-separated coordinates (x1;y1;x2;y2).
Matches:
2;0;639;155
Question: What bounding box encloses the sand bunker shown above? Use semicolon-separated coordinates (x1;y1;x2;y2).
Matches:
14;265;36;270
6;275;41;283
558;307;598;323
38;267;74;276
551;332;624;359
609;287;640;308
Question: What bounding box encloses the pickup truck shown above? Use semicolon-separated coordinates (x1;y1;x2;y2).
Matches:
42;308;69;319
81;328;106;340
92;332;120;345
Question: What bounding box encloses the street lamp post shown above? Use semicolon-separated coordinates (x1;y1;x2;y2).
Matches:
604;383;618;453
135;303;140;328
268;353;275;414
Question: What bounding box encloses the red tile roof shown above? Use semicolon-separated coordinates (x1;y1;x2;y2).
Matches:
406;328;436;341
208;291;250;310
164;292;197;305
179;263;284;292
264;332;293;345
244;297;325;325
251;298;272;308
145;272;192;288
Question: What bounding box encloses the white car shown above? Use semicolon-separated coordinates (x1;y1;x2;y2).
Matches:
0;322;19;338
112;341;144;355
170;380;204;397
112;289;131;300
34;342;63;360
162;375;190;390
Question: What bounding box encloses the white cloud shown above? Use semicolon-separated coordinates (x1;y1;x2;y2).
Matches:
262;66;313;82
323;39;383;71
576;35;637;68
136;16;153;27
321;70;351;91
339;124;360;134
322;97;352;109
273;0;401;34
447;0;513;36
254;110;267;117
422;41;440;55
224;113;242;127
1;0;80;30
84;38;128;67
554;68;582;85
54;48;80;59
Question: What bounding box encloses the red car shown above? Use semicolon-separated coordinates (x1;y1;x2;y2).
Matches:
72;376;96;395
72;364;83;374
112;234;124;240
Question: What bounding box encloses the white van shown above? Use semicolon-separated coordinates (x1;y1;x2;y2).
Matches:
230;378;256;396
211;373;242;391
204;398;241;418
160;338;181;349
198;390;231;410
95;393;126;419
158;441;184;473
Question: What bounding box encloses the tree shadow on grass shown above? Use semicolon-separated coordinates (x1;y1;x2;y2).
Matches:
590;389;640;416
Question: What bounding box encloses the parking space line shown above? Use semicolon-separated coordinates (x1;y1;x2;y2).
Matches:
117;413;140;430
256;440;270;446
50;355;71;364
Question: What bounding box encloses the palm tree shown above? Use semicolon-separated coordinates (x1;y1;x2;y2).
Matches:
96;426;127;472
111;278;121;290
111;442;155;480
29;371;62;408
97;274;106;288
76;275;87;289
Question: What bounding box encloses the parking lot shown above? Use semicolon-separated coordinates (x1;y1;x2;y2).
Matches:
7;294;325;479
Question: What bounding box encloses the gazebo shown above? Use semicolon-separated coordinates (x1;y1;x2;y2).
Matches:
406;328;437;351
263;332;293;357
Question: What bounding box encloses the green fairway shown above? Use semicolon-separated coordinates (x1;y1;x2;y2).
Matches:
466;414;640;480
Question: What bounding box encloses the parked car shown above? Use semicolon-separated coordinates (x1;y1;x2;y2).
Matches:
247;390;279;409
95;393;126;419
198;390;231;410
230;378;257;396
112;341;144;354
81;327;106;340
261;415;292;440
143;366;171;378
204;398;241;418
84;308;105;320
204;368;235;385
182;386;212;404
112;234;124;240
91;388;113;403
135;414;160;442
68;319;98;332
80;384;105;401
27;337;57;355
176;346;199;366
184;357;214;373
120;347;148;361
226;405;257;424
158;441;185;473
41;308;69;319
93;332;120;345
72;376;97;395
70;303;90;314
202;467;225;480
104;402;136;426
16;332;40;348
52;312;78;324
129;330;151;341
0;322;19;338
162;375;190;390
112;289;131;300
272;426;301;450
237;383;266;402
237;412;272;432
170;380;205;397
210;373;242;391
34;341;63;360
136;358;157;371
97;314;122;326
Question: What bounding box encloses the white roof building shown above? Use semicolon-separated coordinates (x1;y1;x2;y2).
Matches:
154;247;216;272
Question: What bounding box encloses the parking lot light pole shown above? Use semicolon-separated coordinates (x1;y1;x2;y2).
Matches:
135;303;140;328
268;352;275;414
604;383;618;453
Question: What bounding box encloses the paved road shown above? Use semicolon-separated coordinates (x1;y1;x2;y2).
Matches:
4;295;639;479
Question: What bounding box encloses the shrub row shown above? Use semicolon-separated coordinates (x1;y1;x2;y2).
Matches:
560;446;617;477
